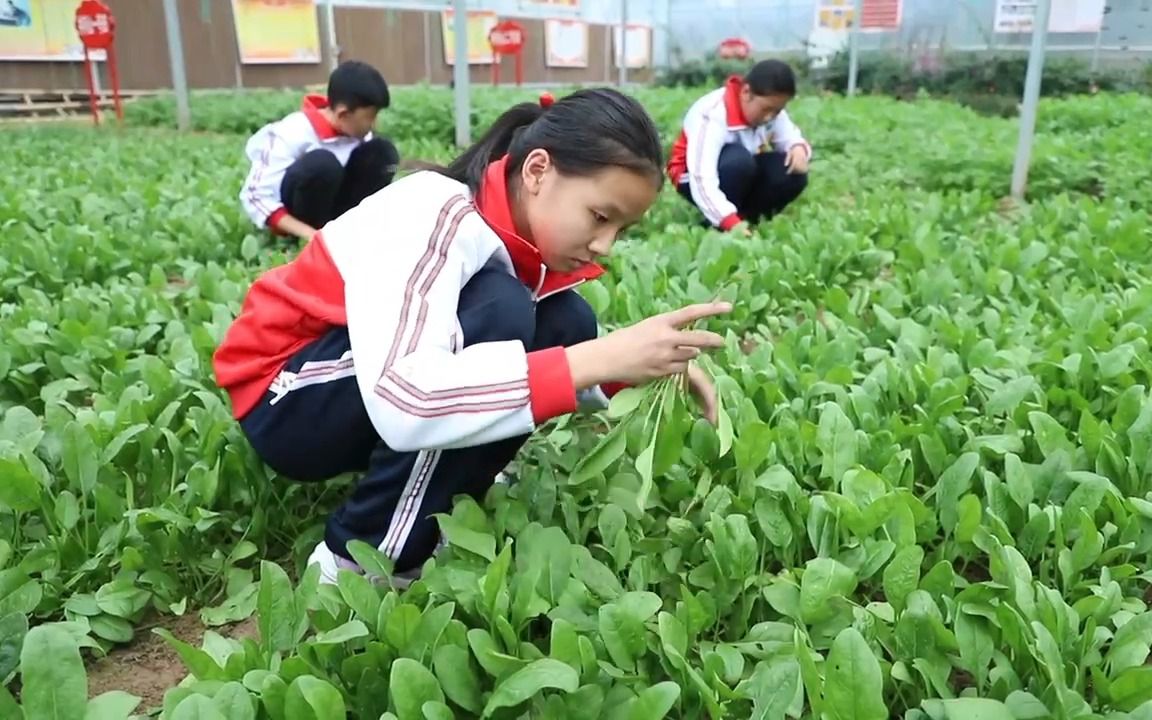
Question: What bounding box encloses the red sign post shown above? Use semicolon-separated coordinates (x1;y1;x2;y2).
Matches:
488;20;526;87
717;37;751;60
75;0;122;125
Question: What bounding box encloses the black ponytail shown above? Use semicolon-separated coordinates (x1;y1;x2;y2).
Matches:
437;88;663;194
441;103;545;193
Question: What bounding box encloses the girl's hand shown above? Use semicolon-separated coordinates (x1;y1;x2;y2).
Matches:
785;145;810;175
685;364;718;424
729;220;753;236
566;302;731;389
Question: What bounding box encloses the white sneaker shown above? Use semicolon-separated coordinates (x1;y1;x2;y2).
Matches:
307;541;421;589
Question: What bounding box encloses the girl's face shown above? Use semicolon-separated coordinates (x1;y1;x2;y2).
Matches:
739;86;790;127
515;149;658;274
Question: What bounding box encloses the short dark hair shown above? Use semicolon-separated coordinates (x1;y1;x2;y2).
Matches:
438;88;663;195
327;61;390;111
745;59;796;97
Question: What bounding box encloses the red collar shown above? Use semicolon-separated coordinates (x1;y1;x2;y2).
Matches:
723;75;750;129
302;94;342;140
475;156;604;297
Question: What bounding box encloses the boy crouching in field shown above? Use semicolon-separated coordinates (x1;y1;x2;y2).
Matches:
239;61;401;243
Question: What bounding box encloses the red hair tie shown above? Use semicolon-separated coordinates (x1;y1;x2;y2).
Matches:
539;92;555;109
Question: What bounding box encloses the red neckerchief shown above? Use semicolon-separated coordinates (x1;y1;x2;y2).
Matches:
301;94;342;139
723;75;751;129
475;156;604;296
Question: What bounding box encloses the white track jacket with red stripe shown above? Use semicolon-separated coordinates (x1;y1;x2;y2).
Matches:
666;76;812;230
239;94;370;231
213;157;624;453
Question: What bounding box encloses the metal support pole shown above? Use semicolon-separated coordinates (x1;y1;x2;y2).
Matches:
1010;0;1051;201
617;0;628;86
1090;24;1104;74
452;0;470;148
162;0;191;130
847;0;863;96
423;11;432;81
323;0;339;74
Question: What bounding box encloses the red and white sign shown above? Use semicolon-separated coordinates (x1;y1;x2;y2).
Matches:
74;0;122;125
488;20;526;87
718;37;751;59
860;0;902;30
488;20;525;54
75;0;115;50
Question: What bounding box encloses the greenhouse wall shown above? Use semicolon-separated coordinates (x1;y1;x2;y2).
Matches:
0;0;669;92
667;0;1152;65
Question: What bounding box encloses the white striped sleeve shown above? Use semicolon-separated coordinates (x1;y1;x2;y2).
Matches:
684;107;741;230
239;126;297;228
772;109;812;160
328;185;579;453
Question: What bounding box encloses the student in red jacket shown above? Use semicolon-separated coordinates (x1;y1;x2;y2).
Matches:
667;60;812;233
240;61;401;242
214;89;731;586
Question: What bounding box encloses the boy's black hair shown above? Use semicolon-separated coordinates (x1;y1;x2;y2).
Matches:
327;60;390;111
438;88;663;195
744;59;796;97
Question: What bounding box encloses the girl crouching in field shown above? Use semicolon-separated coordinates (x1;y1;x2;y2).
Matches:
212;88;732;585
